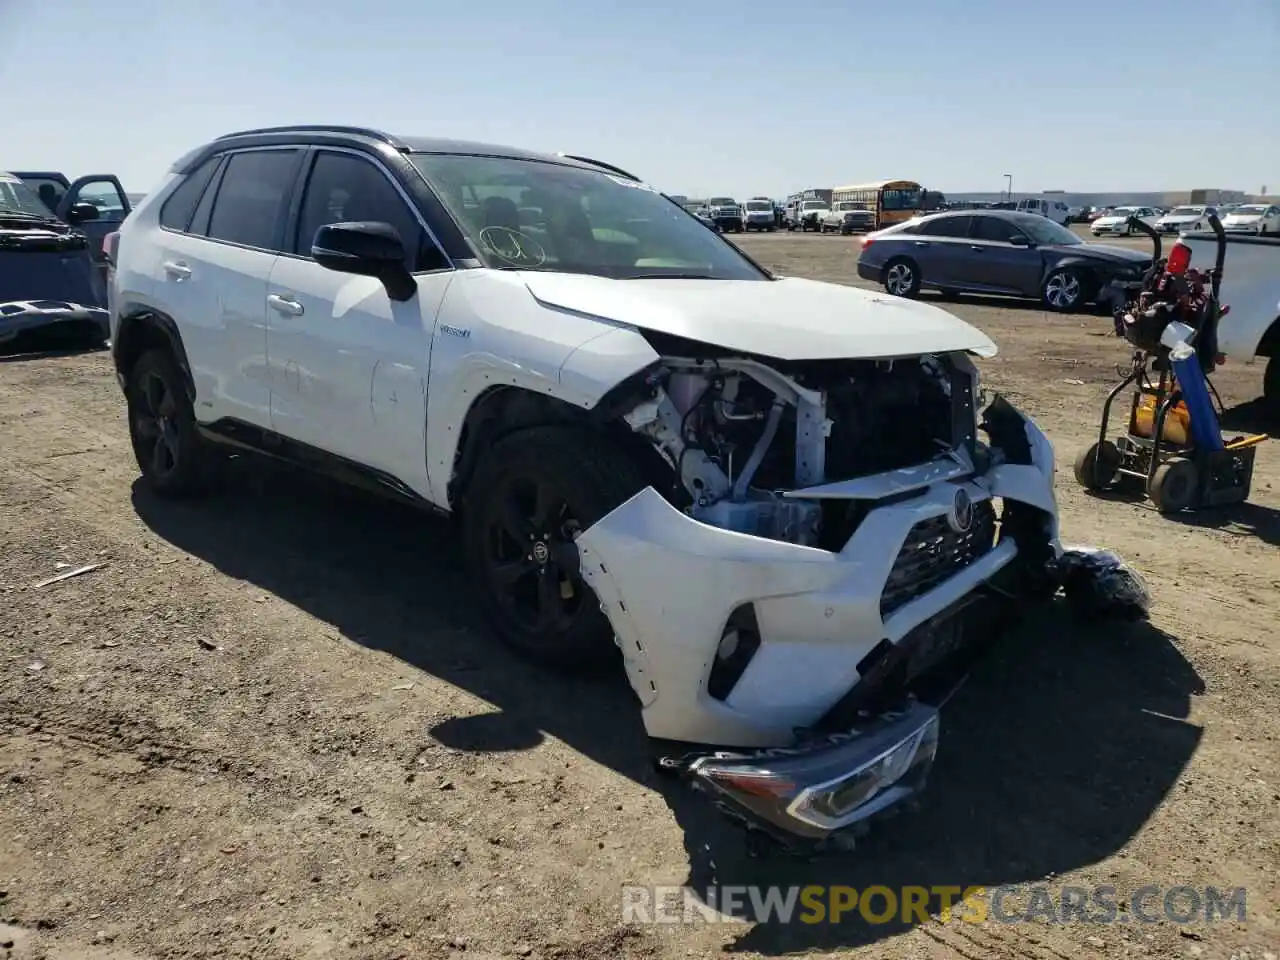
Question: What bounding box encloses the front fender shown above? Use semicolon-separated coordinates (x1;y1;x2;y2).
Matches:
424;271;655;504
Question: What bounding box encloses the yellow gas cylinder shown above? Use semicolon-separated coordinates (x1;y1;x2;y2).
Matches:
1133;394;1192;446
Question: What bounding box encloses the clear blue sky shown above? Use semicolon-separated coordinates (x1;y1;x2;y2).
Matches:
3;0;1275;198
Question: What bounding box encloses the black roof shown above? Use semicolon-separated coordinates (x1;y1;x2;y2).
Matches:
922;208;1058;224
180;125;637;179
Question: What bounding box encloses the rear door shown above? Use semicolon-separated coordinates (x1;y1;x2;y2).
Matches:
911;215;973;288
265;148;453;494
154;147;304;426
968;216;1044;294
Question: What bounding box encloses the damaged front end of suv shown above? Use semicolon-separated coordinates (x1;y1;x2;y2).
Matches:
570;335;1069;847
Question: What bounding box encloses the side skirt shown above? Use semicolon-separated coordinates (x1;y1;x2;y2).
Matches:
196;418;447;516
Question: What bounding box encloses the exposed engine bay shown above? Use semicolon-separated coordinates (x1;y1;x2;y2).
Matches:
619;351;975;550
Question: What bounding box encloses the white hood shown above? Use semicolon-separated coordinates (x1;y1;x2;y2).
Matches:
520;273;997;361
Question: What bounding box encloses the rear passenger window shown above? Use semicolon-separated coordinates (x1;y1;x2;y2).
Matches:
205;149;301;250
922;216;971;238
159;157;220;232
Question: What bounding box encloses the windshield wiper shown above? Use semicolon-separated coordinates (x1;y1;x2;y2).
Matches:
625;272;718;280
0;209;59;223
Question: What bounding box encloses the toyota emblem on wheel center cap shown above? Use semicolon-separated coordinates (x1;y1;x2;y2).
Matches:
947;488;975;534
532;541;550;564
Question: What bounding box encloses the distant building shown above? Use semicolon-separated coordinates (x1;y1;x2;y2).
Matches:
941;188;1248;209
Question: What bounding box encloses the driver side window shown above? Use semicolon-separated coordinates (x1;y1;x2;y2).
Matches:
973;216;1023;243
294;151;446;272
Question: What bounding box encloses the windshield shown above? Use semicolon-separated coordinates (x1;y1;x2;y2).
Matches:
1110;207;1139;216
410;154;768;280
881;187;922;211
1168;207;1202;216
0;174;58;219
1233;205;1267;215
802;200;827;210
1014;215;1081;245
708;197;736;207
745;201;771;211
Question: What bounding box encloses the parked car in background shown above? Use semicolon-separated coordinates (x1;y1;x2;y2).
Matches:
13;170;132;281
1182;231;1280;412
1221;203;1280;236
1015;197;1072;226
788;198;830;232
1090;206;1159;236
706;197;744;232
856;209;1151;312
741;198;777;231
1154;205;1216;234
0;171;110;350
820;201;876;235
691;208;721;232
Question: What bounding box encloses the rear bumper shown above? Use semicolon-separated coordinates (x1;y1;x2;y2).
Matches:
856;261;880;281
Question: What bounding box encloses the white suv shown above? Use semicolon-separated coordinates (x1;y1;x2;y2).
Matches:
109;125;1062;843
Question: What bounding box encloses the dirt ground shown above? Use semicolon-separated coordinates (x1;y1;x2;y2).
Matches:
1;228;1277;960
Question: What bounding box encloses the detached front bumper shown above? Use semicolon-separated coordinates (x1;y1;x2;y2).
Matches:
576;402;1060;752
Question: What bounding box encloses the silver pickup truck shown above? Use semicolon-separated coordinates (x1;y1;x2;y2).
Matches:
1181;232;1280;413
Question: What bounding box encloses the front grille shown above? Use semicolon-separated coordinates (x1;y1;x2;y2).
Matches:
879;500;997;617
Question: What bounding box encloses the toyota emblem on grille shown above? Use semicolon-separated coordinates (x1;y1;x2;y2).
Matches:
947;488;975;533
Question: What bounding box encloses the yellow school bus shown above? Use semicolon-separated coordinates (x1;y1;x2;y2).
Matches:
830;180;923;229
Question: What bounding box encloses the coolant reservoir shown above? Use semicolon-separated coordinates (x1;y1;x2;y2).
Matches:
1133;394;1191;446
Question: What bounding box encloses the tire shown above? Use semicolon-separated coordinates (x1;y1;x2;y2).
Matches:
462;425;646;671
1148;457;1199;513
1263;356;1280;417
882;257;920;297
1043;267;1088;312
126;348;210;498
1073;440;1121;491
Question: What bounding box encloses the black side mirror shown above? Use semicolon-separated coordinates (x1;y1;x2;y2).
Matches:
312;221;415;301
66;202;100;224
1008;234;1032;247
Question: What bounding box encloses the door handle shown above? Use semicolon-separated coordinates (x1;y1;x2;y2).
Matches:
913;241;930;247
267;294;304;317
969;245;985;251
162;260;191;280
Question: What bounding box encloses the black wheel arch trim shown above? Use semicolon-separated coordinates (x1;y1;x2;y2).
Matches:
113;309;197;402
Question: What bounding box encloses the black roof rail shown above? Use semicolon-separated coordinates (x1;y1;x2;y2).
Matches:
557;153;641;182
213;125;408;150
